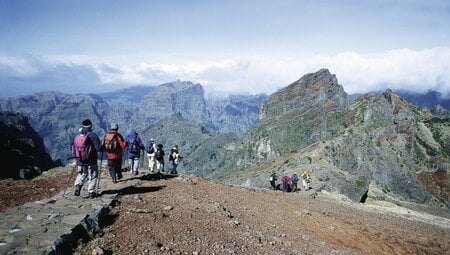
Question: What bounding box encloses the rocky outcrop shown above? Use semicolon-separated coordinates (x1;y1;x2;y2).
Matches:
0;112;54;179
246;69;348;161
226;86;449;209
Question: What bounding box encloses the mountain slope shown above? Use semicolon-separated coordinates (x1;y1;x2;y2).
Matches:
245;68;348;161
224;86;450;208
0;92;110;164
139;114;243;177
221;69;448;210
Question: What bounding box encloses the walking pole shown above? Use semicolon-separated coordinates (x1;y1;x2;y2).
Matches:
139;149;144;174
63;157;78;197
96;151;104;196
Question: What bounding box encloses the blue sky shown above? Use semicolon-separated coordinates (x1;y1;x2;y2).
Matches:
1;0;449;97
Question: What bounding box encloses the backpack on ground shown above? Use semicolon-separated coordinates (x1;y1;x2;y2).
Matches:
72;133;92;163
104;133;119;153
128;138;140;154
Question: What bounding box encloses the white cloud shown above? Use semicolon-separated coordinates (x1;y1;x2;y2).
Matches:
1;47;450;97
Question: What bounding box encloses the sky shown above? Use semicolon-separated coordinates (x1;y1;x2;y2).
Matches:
0;0;449;97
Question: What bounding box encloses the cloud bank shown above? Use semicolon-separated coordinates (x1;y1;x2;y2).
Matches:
1;47;449;97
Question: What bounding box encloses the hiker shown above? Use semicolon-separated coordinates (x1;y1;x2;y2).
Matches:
102;123;126;183
291;172;299;192
146;138;157;173
72;119;101;198
125;129;145;175
281;173;291;193
269;172;277;190
301;171;312;191
168;145;180;174
155;143;165;173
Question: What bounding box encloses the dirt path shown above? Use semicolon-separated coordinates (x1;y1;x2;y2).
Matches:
72;174;449;255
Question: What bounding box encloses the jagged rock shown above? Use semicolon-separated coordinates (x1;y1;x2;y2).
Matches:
223;70;449;209
246;69;349;161
0;111;54;179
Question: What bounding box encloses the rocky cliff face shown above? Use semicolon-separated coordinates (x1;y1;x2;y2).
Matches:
204;94;266;132
226;84;449;209
246;69;348;161
104;81;265;133
0;112;54;179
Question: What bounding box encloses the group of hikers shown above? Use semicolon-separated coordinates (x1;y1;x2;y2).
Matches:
71;118;181;198
269;171;311;192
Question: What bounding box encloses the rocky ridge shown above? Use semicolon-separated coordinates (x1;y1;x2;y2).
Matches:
224;69;449;210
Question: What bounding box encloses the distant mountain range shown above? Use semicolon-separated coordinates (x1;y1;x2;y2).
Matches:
0;82;265;164
1;71;448;211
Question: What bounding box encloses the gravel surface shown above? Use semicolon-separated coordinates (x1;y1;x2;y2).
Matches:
71;174;449;255
1;169;448;254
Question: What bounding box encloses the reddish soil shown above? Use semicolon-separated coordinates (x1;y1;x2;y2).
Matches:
1;170;448;254
74;174;448;255
0;167;74;212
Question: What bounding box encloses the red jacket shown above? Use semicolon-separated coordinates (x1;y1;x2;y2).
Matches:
281;175;291;184
102;130;126;160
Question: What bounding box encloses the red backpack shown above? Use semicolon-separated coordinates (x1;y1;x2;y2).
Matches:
72;133;92;163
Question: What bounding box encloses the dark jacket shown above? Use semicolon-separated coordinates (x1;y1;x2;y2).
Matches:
125;129;144;159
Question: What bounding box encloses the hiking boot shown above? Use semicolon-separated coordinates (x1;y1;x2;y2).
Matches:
89;192;96;199
74;185;81;196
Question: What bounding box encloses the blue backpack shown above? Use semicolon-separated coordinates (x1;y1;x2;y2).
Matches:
128;138;140;154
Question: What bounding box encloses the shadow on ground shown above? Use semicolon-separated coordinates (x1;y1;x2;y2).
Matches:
100;185;166;196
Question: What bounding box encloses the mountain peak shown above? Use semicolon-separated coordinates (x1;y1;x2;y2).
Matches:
260;69;348;120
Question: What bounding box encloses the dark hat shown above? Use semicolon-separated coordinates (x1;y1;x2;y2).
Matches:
82;119;92;128
111;123;118;130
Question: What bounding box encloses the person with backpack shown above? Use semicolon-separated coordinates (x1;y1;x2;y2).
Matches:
102;123;126;183
168;145;180;174
269;172;277;190
291;172;299;192
125;129;145;175
72;119;101;198
155;143;165;173
146;138;157;173
281;173;291;193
